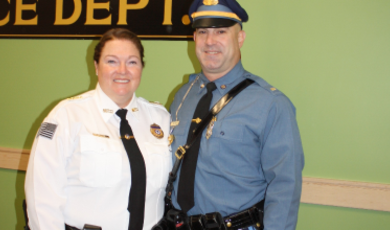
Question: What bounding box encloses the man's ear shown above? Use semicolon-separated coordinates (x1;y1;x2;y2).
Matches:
193;30;197;42
238;30;246;48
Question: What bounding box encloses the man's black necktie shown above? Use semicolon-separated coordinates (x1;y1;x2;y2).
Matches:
116;109;146;230
177;82;217;212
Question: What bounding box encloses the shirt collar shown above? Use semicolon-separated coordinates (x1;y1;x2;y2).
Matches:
95;84;140;123
196;60;245;95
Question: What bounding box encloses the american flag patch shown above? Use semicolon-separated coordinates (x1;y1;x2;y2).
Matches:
37;122;58;140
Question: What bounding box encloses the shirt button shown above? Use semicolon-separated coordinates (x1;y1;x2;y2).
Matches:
220;131;225;136
200;83;205;88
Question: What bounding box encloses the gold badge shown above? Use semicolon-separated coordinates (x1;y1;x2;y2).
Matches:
132;108;139;112
168;134;175;146
150;123;164;139
204;0;218;6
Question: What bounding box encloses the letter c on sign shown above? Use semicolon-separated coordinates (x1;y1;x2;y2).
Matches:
0;0;11;26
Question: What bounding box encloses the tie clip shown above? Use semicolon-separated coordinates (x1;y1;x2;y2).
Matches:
192;118;202;124
120;134;134;140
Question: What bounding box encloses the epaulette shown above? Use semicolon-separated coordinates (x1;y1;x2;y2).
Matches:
142;98;168;112
46;90;94;119
138;97;167;111
65;90;94;102
245;73;283;96
149;101;162;106
263;85;283;95
67;96;83;100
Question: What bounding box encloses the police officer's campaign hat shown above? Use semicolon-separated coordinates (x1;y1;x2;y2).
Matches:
189;0;249;28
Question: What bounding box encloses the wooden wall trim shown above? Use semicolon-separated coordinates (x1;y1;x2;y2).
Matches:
301;177;390;212
1;146;390;212
0;146;30;171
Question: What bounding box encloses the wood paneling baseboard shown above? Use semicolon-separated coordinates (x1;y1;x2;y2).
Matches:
1;146;390;212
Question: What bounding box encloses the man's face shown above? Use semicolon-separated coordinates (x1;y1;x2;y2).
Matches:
194;23;246;80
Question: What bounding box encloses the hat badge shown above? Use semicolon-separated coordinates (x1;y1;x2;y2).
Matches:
203;0;218;6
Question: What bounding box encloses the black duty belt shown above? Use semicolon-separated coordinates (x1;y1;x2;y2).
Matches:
187;200;264;230
223;199;264;230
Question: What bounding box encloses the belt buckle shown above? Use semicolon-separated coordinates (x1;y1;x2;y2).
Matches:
175;145;187;159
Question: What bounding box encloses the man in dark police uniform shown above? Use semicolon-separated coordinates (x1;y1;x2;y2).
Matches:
168;0;305;229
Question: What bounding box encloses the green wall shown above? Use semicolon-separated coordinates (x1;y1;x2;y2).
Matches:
1;0;390;229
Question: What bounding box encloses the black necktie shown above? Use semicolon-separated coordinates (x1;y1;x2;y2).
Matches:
177;82;217;212
116;109;146;230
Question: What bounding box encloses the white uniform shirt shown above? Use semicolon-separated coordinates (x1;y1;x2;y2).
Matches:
25;84;172;230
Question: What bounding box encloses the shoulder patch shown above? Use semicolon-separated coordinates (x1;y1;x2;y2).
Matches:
37;122;58;140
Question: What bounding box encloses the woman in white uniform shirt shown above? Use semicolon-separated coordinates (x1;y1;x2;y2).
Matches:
25;28;172;230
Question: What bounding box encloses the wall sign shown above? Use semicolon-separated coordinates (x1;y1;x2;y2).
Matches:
0;0;194;39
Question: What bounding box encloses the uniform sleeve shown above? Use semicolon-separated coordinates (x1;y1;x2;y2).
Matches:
261;95;305;230
25;115;69;230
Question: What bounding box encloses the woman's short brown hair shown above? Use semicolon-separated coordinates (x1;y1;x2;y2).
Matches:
94;28;145;67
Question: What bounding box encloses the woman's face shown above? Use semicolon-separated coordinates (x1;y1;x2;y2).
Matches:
94;39;143;108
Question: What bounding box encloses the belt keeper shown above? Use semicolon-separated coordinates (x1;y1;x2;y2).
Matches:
204;212;226;230
189;214;205;229
168;172;177;181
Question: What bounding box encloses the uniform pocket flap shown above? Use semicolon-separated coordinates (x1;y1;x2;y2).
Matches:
80;134;122;153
